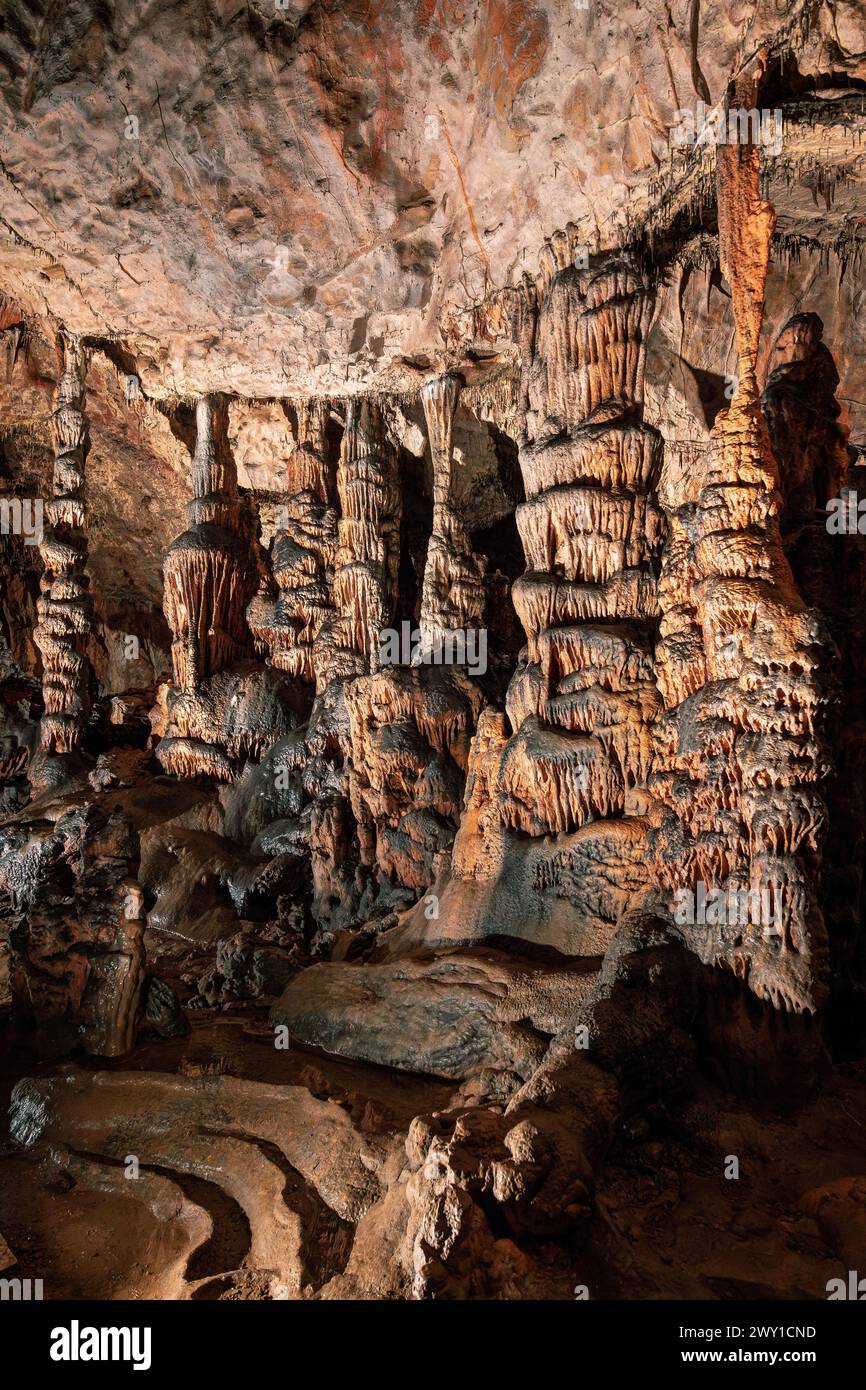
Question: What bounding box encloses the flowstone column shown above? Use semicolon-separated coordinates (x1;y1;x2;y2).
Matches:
247;399;338;688
164;396;256;691
393;245;665;957
417;374;486;659
31;337;94;788
307;396;482;928
320;399;401;683
306;399;401;927
649;98;833;1014
158;396;261;780
502;253;664;836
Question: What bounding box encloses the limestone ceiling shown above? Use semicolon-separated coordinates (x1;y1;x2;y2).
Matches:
0;0;863;401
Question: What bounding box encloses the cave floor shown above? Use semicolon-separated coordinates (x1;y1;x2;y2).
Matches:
2;1012;865;1301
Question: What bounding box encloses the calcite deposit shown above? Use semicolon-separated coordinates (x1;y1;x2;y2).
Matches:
247;398;337;686
1;0;866;1310
31;338;93;788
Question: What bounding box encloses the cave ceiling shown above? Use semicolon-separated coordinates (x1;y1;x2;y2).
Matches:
0;0;863;399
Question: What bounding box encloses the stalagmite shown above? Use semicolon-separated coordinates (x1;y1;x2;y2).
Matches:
340;666;484;899
381;248;666;958
319;399;401;683
501;252;663;836
650;81;833;1014
3;805;147;1057
247;399;338;689
417;374;486;660
302;391;493;925
158;397;265;780
31;337;93;787
5;9;866;1308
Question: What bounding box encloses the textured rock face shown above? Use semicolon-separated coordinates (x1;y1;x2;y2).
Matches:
1;799;146;1056
418;373;486;656
384;250;666;960
247;399;337;686
31;338;94;786
2;0;866;1307
0;0;864;401
327;399;402;681
158;395;266;780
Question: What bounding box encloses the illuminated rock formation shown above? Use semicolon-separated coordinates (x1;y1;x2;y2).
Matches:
417;374;486;659
320;400;401;685
762;312;866;1031
511;253;662;822
31;337;93;787
10;1068;382;1299
4;6;866;1306
290;391;495;926
341;665;484;909
649;98;833;1014
159;397;262;780
247;399;338;689
388;247;664;957
163;396;257;694
299;399;413;924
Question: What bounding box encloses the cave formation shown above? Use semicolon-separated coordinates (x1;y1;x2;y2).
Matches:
1;0;866;1314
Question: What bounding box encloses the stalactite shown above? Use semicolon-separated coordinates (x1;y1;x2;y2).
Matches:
247;399;338;689
163;396;257;693
303;391;494;925
31;337;93;780
298;398;407;928
158;396;260;781
320;399;401;684
417;374;486;659
499;252;663;836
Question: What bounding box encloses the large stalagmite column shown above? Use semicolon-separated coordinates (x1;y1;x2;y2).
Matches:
499;251;664;836
323;399;401;682
32;337;94;782
418;374;485;658
650;83;832;1013
390;241;664;954
306;399;403;926
164;396;257;693
306;392;485;926
159;395;259;780
247;398;338;688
